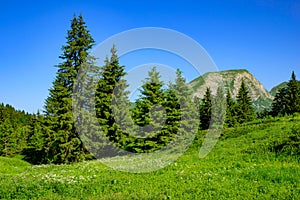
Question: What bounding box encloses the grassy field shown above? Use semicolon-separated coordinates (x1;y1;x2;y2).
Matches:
0;116;299;199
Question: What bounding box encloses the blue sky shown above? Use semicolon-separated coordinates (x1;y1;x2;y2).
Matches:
0;0;299;113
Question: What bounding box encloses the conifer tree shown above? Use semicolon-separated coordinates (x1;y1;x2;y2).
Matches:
164;69;198;150
73;55;113;159
129;68;198;153
43;14;95;164
95;45;132;155
270;87;288;116
236;80;255;124
271;71;300;116
199;87;212;130
130;67;166;152
22;112;47;164
0;103;32;157
211;86;226;128
131;67;165;131
225;89;237;127
286;71;300;114
0;119;17;156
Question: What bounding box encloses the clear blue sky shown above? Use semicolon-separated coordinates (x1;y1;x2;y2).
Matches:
0;0;299;113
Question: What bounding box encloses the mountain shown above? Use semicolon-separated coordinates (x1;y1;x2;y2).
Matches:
270;81;288;96
189;69;274;111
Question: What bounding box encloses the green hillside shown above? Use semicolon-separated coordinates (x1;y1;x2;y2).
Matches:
0;115;299;199
270;81;288;96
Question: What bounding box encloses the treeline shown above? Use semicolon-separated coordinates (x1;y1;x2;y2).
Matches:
196;70;300;129
270;71;300;117
0;103;33;156
0;14;299;165
0;14;194;164
27;14;196;164
196;79;256;129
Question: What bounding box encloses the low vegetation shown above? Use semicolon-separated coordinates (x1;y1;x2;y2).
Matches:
0;115;299;199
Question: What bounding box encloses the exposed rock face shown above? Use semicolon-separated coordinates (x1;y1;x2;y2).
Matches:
189;69;274;110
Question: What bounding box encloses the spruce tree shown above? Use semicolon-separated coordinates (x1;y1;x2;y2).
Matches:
211;86;226;128
0;119;16;156
271;71;300;116
130;67;166;152
73;55;113;159
22;112;46;164
95;45;132;155
199;87;212;130
164;69;198;151
131;67;164;127
225;89;237;127
236;80;255;124
286;71;300;114
270;87;288;116
43;14;95;164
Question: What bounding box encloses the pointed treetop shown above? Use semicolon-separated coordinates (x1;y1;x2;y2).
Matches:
110;44;118;63
146;66;163;84
291;71;296;81
175;69;186;84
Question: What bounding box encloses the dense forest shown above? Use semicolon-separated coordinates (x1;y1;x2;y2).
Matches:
0;14;299;165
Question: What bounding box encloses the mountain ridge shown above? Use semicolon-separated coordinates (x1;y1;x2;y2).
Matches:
270;81;288;96
188;69;274;110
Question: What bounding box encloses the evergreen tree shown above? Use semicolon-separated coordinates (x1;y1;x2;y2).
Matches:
225;89;237;127
286;71;300;114
236;80;255;124
270;87;288;116
131;67;165;129
22;112;47;164
73;55;113;159
160;85;180;145
211;86;226;128
130;67;166;152
43;14;95;164
164;69;198;151
0;103;32;157
271;71;300;116
199;87;212;130
95;45;132;155
129;68;198;153
0;119;17;156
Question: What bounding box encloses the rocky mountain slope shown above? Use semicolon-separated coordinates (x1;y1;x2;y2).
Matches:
189;69;274;110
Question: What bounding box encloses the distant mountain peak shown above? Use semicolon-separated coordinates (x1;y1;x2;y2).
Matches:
189;69;274;110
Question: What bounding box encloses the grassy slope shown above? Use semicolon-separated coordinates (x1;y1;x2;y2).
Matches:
0;116;299;199
270;81;288;96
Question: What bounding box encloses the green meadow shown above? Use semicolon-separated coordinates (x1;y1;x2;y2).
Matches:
1;115;299;199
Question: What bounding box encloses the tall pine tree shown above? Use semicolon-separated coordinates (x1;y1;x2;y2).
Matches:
271;71;300;116
95;45;132;155
225;89;237;127
199;87;212;130
43;14;95;164
286;71;300;115
236;80;255;124
22;112;47;164
211;86;226;128
270;87;288;116
130;67;166;152
165;69;198;151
